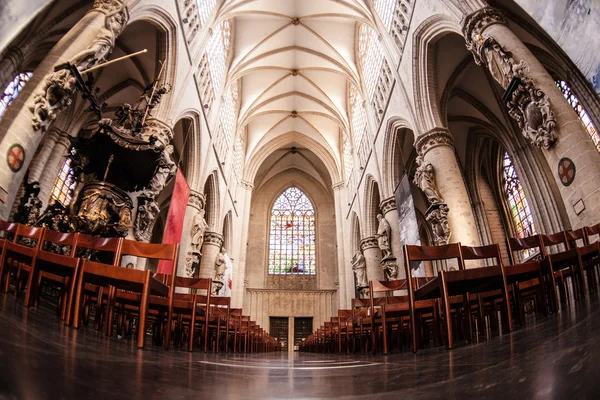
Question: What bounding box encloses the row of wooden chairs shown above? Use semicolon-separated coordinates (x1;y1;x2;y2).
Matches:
0;220;280;352
301;224;600;354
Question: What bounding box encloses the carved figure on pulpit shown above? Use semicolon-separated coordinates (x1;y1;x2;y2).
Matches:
375;214;392;259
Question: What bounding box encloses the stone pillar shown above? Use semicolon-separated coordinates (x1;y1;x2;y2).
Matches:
0;0;129;218
176;190;204;280
463;7;600;228
232;180;253;308
199;231;224;279
38;129;71;207
332;182;348;307
360;236;384;283
415;128;479;246
380;196;403;279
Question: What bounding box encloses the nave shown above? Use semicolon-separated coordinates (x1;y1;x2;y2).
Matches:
0;292;599;399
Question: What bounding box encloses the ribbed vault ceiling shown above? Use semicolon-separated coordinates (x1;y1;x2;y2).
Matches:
220;0;375;183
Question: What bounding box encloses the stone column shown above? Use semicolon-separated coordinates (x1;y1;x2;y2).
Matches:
415;128;479;246
199;231;224;279
0;0;129;218
176;190;204;280
232;180;253;308
38;129;71;207
332;182;348;307
463;7;600;228
360;236;384;283
380;196;403;279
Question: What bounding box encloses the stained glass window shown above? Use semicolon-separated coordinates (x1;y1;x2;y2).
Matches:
197;0;218;28
268;187;316;275
0;72;32;120
556;80;600;153
51;155;76;207
206;20;231;93
358;24;384;102
502;152;536;257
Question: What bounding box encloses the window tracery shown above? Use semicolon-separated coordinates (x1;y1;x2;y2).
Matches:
215;81;239;162
556;80;600;153
0;72;32;120
206;20;231;93
502;151;536;257
198;53;215;112
268;187;316;275
231;134;244;182
51;155;76;207
349;85;370;167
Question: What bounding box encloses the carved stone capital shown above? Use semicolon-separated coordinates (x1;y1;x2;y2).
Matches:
463;7;507;44
203;231;224;247
332;182;344;191
240;179;254;190
141;118;174;149
414;128;454;156
380;196;397;214
360;236;379;251
92;0;128;15
425;203;451;246
188;190;205;211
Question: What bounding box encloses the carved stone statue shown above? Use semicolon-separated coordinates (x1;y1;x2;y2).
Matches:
375;214;392;259
413;156;443;206
30;4;129;131
351;251;368;292
142;145;176;199
184;251;200;278
215;249;227;282
426;204;451;245
190;209;208;253
133;199;159;242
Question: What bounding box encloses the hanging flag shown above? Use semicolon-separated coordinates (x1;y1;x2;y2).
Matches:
157;168;190;274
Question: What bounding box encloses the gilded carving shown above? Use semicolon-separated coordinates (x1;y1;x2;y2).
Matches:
133;198;159;242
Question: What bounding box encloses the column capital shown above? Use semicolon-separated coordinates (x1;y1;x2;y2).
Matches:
240;179;254;190
188;190;205;211
54;130;72;149
462;7;508;43
142;118;174;149
332;181;344;191
204;231;224;248
92;0;128;16
414;128;454;156
360;236;379;252
379;196;397;214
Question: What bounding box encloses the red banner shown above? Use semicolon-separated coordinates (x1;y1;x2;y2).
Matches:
157;168;190;274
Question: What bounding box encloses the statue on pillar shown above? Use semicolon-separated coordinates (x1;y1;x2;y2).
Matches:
190;209;209;253
375;214;392;259
351;251;369;298
212;249;227;295
413;156;444;206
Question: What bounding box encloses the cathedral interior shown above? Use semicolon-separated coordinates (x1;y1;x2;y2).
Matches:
0;0;599;398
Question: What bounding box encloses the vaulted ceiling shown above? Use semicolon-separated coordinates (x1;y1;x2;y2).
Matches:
219;0;375;185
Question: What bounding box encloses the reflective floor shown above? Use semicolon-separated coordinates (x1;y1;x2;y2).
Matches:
1;294;599;399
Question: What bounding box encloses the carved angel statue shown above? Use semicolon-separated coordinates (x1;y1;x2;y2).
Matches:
351;251;368;289
413;156;444;206
375;214;392;259
190;209;208;253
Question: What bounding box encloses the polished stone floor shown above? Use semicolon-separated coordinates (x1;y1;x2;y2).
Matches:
0;293;599;400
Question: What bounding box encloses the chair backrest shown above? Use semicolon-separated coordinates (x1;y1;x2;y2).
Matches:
41;229;78;257
210;296;230;318
565;228;587;247
403;243;464;281
539;232;569;255
460;243;502;266
585;223;600;244
74;233;122;263
14;224;44;246
338;309;353;324
369;279;407;314
0;220;17;240
506;235;541;264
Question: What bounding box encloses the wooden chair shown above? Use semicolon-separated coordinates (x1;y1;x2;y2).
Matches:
0;221;18;289
539;232;585;308
566;228;599;294
460;244;514;334
73;239;176;348
24;229;79;322
228;308;243;353
0;224;44;296
207;296;230;353
506;235;547;323
165;276;212;352
404;243;474;352
351;298;374;354
337;309;353;354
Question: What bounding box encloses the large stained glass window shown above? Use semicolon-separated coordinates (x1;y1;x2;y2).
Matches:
502;152;536;257
556;80;600;153
0;72;32;120
268;187;316;275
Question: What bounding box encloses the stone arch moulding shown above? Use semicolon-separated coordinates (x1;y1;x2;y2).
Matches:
350;211;362;256
362;174;382;238
172;110;202;189
127;3;179;120
202;170;221;232
381;117;414;198
412;14;463;133
222;210;233;252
